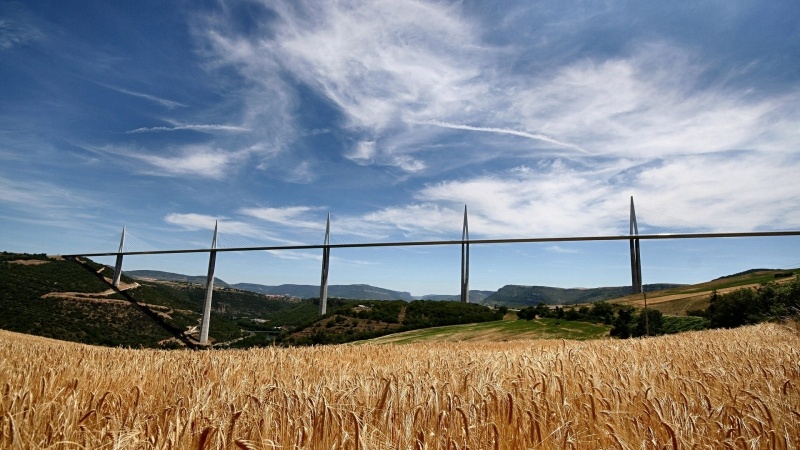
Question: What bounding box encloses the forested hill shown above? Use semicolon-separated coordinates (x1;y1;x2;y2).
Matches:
0;252;499;348
421;291;494;303
484;283;684;306
126;271;414;301
207;283;412;301
126;270;229;287
0;253;301;348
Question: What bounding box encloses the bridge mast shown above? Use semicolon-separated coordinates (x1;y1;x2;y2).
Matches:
112;226;125;287
319;213;331;316
629;197;642;294
199;221;218;345
461;205;470;303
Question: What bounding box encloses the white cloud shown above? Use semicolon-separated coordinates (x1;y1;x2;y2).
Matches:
270;0;483;131
127;124;249;133
190;3;800;240
0;175;100;221
0;17;43;50
284;160;316;184
163;213;268;240
408;120;587;153
546;245;580;254
102;85;187;109
346;141;376;165
391;155;426;173
202;4;799;173
200;0;488;168
131;145;250;179
506;43;787;159
239;206;325;230
632;152;800;232
328;147;800;240
359;203;464;237
164;213;220;231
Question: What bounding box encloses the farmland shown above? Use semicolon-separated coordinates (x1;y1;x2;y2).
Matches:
2;323;799;449
365;316;609;344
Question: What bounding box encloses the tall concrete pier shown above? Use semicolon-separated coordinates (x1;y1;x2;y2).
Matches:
460;206;470;303
629;197;642;294
199;221;218;345
112;226;125;287
319;213;331;316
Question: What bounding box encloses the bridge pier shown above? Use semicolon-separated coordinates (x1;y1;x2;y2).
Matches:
460;206;470;303
629;196;642;294
112;226;125;287
199;221;218;345
319;213;331;316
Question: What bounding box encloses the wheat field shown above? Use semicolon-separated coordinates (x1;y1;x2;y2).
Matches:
1;324;799;449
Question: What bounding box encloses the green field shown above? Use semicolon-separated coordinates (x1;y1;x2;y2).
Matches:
364;317;610;344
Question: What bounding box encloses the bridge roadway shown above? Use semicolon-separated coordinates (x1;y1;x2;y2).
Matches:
63;230;800;258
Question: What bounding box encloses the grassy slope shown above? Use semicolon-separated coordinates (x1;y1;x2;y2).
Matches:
612;268;799;315
365;315;609;344
0;254;301;348
367;269;798;345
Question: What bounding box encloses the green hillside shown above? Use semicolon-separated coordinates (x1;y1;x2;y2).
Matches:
366;317;610;344
230;283;414;301
126;270;229;287
129;273;416;301
0;253;300;348
484;283;683;306
5;251;796;348
421;290;494;302
0;252;503;349
282;299;506;346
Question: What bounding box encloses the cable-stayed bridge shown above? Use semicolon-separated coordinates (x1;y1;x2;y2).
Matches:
63;198;800;345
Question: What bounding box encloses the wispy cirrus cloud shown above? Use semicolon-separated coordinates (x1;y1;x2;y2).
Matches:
345;141;376;165
200;2;798;177
94;83;187;109
124;145;251;179
164;212;290;244
343;150;800;240
503;43;790;160
0;17;43;50
127;124;250;133
546;245;580;254
240;206;325;230
407;120;587;153
0;175;96;212
199;0;487;173
0;174;102;229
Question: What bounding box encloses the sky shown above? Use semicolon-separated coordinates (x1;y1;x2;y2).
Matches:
1;0;800;296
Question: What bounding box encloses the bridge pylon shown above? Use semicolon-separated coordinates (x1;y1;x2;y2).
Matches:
199;221;218;345
460;205;470;303
112;226;126;287
629;197;642;294
319;213;331;316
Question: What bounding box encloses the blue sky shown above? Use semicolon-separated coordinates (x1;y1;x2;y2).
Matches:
2;0;799;296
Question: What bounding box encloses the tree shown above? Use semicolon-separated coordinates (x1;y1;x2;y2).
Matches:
590;302;614;324
634;309;663;337
516;306;536;320
706;288;757;328
610;306;634;338
534;303;551;318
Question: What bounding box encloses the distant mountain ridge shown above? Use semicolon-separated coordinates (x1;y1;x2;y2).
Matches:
127;270;683;305
126;270;229;287
233;283;414;301
421;291;495;303
483;283;684;306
